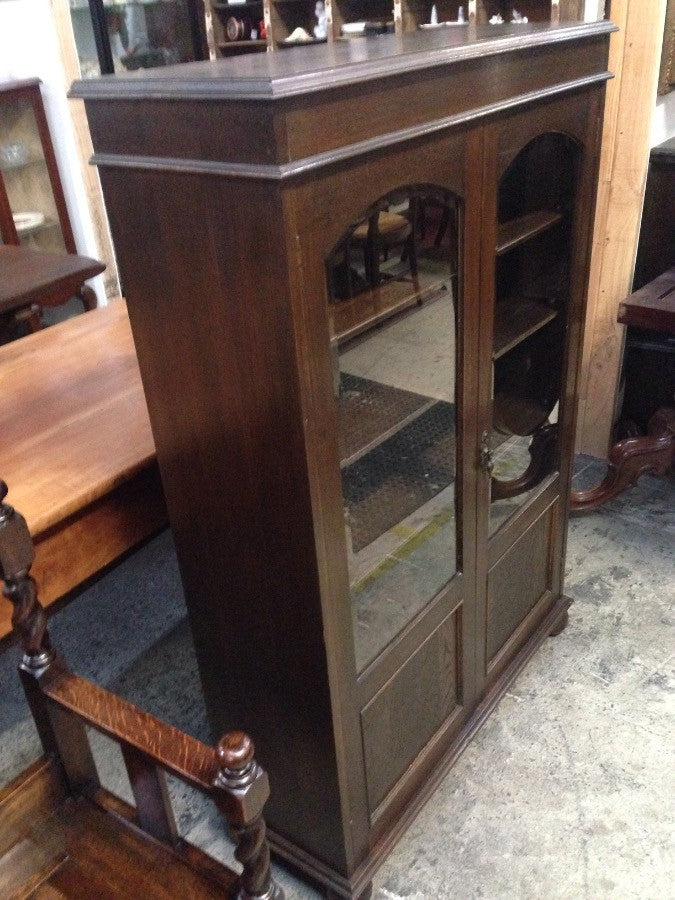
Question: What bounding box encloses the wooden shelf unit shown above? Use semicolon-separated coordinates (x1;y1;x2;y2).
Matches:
212;0;269;52
209;0;600;56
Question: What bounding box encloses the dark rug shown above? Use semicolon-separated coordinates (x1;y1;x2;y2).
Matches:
339;373;456;552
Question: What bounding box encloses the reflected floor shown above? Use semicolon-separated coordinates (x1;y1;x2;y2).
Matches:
351;482;457;670
337;275;458;669
339;260;455;403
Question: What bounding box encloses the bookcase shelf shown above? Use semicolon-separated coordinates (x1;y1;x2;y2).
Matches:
496;210;564;255
493;297;557;359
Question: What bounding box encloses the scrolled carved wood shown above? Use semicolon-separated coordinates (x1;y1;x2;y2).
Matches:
570;408;675;512
491;423;558;501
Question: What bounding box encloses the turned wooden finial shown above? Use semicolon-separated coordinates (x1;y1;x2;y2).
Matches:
214;730;283;900
0;480;53;670
216;730;254;777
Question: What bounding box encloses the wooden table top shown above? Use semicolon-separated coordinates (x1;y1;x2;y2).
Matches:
0;301;155;537
0;245;105;314
618;266;675;335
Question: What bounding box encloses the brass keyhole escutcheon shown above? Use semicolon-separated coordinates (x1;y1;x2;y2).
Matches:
479;431;494;475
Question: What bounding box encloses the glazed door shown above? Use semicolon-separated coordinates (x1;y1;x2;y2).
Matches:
475;92;603;689
292;127;482;826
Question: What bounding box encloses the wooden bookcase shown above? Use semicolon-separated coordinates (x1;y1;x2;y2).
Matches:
211;0;597;56
74;19;613;899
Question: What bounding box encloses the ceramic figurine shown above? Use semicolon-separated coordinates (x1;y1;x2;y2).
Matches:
314;1;327;39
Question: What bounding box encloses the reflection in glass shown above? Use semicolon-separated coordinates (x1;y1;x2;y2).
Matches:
69;0;201;78
69;3;103;79
0;97;66;253
326;187;461;670
489;134;580;534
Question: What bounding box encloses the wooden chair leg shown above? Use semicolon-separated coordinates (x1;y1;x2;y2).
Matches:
77;284;98;312
364;213;380;287
13;303;43;333
435;203;451;247
570;407;675;512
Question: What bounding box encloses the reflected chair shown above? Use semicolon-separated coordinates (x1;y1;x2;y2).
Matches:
348;200;419;292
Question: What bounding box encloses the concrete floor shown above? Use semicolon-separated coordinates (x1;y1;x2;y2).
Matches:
0;458;673;899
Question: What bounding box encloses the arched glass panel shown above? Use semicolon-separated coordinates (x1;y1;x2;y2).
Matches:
325;185;462;670
489;133;581;534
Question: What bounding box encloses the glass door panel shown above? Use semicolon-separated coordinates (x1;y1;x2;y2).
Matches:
325;186;462;670
0;95;66;253
488;133;580;535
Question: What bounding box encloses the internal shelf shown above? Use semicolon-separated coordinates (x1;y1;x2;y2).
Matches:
493;296;557;359
496;210;564;255
330;275;447;345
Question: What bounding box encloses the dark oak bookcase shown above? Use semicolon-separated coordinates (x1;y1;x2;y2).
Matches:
74;19;613;898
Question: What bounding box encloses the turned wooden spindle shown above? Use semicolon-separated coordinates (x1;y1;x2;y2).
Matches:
214;731;284;900
0;480;53;670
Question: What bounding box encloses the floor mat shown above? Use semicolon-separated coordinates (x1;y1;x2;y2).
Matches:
339;374;456;552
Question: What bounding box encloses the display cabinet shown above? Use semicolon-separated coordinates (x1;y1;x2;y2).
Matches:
74;19;613;898
0;79;76;254
210;0;599;56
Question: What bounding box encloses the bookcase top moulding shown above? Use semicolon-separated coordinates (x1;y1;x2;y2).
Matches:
71;20;615;100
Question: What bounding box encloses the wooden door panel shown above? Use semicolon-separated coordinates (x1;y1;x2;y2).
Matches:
361;608;461;812
485;501;555;670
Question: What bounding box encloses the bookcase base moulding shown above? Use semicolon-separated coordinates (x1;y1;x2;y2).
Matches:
74;21;613;899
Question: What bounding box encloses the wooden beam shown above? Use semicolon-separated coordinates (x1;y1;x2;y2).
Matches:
576;0;667;457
